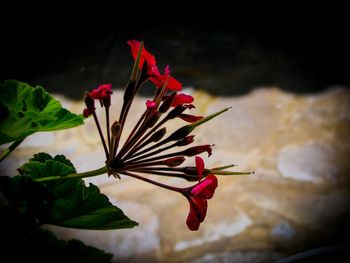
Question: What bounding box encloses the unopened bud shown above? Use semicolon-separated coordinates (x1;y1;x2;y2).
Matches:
111;121;121;137
167;105;187;119
175;135;195;146
159;92;176;113
163;157;186;167
84;93;95;108
166;125;194;142
183;167;211;176
149;127;166;142
146;110;160;128
182;145;213;157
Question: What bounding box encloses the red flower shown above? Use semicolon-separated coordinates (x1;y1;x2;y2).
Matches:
127;40;182;91
149;65;182;91
89;84;113;107
186;174;218;230
172;93;194;107
127;40;156;69
184;157;218;231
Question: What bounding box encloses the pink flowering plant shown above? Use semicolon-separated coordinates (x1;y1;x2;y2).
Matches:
0;40;251;261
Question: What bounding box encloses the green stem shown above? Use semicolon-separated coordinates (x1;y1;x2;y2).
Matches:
35;166;108;183
0;138;24;162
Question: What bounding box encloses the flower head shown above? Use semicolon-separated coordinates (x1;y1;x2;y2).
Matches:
128;40;182;91
183;157;218;230
127;40;156;69
89;84;113;108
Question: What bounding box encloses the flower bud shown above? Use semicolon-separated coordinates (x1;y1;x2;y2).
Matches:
182;145;213;157
149;127;166;142
159;92;176;113
166;125;194;142
167;105;187;119
146;110;160;128
175;135;195;146
163;157;186;167
111;121;121;137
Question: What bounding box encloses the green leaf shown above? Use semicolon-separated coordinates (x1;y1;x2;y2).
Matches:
18;153;138;230
0;79;84;145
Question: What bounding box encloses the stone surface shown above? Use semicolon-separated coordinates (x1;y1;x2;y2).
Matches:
1;86;350;262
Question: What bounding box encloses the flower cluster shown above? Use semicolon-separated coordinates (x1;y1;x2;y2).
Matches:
84;40;251;230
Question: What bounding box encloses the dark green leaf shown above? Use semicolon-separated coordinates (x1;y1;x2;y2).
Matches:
0;80;84;145
2;226;113;263
18;153;138;230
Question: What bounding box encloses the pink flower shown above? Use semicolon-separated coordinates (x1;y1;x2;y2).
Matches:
146;100;157;109
89;84;113;107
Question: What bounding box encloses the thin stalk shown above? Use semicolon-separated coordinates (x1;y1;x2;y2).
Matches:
105;106;111;152
36;166;108;183
0;138;24;162
121;171;181;192
93;112;109;159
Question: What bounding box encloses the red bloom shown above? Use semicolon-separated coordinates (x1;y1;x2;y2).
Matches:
184;157;218;230
172;93;194;107
185;174;218;231
186;197;207;231
127;40;182;91
127;40;156;69
89;84;113;107
89;84;113;100
149;65;182;91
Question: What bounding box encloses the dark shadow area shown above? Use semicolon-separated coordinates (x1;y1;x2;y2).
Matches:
1;10;349;99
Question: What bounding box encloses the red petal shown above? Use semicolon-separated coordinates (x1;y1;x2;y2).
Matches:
186;206;200;231
191;174;218;199
164;65;170;75
186;197;208;231
150;75;182;91
195;156;204;181
127;40;156;69
172;93;194;107
178;114;203;123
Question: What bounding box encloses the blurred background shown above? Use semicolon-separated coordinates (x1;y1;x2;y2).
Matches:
1;6;350;263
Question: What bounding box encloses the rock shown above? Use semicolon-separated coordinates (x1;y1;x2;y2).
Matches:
271;221;295;240
277;143;337;183
2;86;350;262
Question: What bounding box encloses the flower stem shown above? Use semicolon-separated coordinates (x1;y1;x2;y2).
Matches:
93;112;109;159
35;166;108;183
0;138;24;163
105;106;111;152
121;171;182;192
